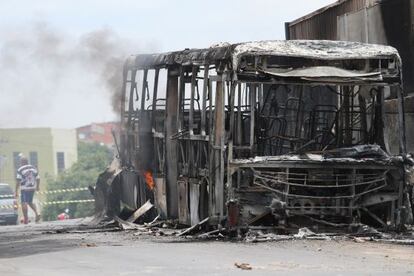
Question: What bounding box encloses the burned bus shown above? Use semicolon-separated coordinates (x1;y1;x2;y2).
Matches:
97;40;411;230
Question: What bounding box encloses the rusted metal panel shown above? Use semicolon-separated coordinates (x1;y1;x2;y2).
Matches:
154;177;167;218
165;68;179;218
189;181;200;225
120;170;139;209
212;76;225;219
178;179;190;225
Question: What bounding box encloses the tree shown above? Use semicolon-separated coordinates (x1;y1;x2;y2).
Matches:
42;142;112;221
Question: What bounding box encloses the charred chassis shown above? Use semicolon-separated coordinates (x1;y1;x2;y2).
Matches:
100;40;411;231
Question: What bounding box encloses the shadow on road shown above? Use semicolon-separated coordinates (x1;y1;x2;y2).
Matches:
0;238;81;258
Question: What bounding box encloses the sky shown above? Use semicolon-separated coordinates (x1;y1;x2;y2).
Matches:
0;0;335;129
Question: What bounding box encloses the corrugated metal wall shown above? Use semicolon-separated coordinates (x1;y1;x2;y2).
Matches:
288;0;367;39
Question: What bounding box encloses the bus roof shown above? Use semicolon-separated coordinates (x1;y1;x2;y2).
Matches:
127;40;400;70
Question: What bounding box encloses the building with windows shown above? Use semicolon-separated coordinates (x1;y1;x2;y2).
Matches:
76;122;119;147
0;128;78;190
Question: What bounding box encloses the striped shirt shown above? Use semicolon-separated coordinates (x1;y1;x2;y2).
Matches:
16;165;40;191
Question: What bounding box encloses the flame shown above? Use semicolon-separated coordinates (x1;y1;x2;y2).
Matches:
144;171;155;190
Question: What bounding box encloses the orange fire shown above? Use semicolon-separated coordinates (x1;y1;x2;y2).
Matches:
144;171;155;190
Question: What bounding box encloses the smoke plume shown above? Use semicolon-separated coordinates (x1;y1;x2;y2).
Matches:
0;22;143;128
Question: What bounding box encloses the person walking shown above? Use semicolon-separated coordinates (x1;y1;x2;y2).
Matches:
15;156;41;224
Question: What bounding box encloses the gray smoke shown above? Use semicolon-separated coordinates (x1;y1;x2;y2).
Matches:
0;22;144;128
75;27;128;114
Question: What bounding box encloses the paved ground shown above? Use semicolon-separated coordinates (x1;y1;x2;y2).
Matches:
0;220;413;275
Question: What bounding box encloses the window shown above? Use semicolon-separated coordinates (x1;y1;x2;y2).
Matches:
29;152;38;168
13;152;20;173
56;152;65;173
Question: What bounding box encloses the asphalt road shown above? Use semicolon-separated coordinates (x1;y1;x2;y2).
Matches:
0;220;413;276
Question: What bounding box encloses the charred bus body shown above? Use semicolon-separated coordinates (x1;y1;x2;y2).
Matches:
99;40;410;230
